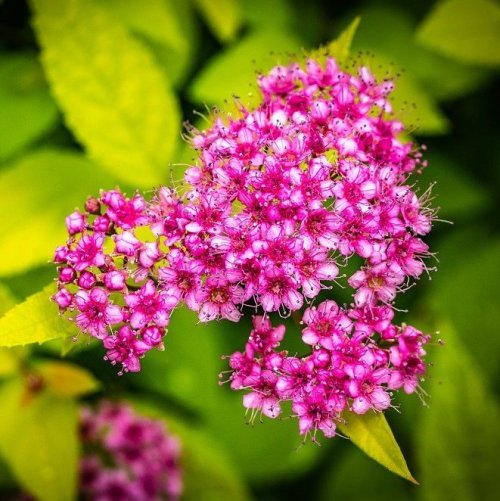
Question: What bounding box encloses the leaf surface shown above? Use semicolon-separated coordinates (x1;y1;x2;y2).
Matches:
416;0;500;67
0;148;117;275
194;0;242;43
0;284;78;347
349;6;489;101
32;0;181;187
0;381;79;501
38;361;100;398
318;17;361;65
430;237;500;378
417;321;500;500
338;411;417;483
0;53;58;162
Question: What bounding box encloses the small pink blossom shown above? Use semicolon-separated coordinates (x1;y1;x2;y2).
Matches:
74;288;123;338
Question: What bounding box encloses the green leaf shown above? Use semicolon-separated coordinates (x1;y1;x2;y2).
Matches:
189;30;303;107
319;447;413;501
193;0;242;43
102;0;187;52
416;321;500;500
146;0;198;87
0;52;58;162
101;0;197;88
3;265;58;301
0;283;79;347
338;411;417;483
310;17;360;66
348;6;490;101
38;361;100;398
354;51;449;135
130;399;249;500
430;236;500;379
416;0;500;67
241;0;292;31
32;0;181;187
0;281;19;375
0;148;117;275
0;282;16;317
0;380;79;501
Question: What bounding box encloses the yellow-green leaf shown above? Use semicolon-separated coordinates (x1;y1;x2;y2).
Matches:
416;0;500;67
241;0;292;31
38;361;100;398
338;410;417;484
417;321;500;500
310;17;360;66
0;380;79;501
0;148;117;276
0;52;58;162
102;0;187;52
0;284;78;347
32;0;181;187
194;0;242;43
101;0;196;87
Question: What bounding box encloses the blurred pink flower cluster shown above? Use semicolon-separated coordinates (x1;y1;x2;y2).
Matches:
79;401;182;500
54;56;433;438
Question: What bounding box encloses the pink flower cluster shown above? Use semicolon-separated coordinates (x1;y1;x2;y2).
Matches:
53;56;434;438
226;312;428;439
79;401;182;500
53;189;177;373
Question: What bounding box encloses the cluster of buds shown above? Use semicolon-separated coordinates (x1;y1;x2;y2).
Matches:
53;56;434;438
79;402;182;500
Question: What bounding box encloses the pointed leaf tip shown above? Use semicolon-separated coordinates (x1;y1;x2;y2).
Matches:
338;410;418;484
308;16;361;66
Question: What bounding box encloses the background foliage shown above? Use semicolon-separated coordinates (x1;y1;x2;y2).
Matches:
0;0;499;499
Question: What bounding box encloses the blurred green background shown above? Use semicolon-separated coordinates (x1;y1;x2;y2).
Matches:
0;0;499;499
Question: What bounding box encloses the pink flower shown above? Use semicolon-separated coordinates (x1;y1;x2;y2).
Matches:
102;190;149;230
67;233;106;271
242;370;281;419
124;280;174;330
344;364;391;414
292;387;337;439
349;263;405;306
74;288;123;338
113;231;141;257
194;275;245;322
302;300;352;349
65;210;86;235
258;268;303;312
